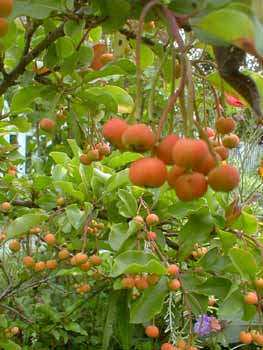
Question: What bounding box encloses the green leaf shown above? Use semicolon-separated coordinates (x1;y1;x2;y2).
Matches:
197;277;232;299
102;291;118;349
66;204;85;229
50;152;72;166
218;289;244;318
130;41;154;69
218;229;237;254
103;85;134;113
117;189;137;218
116;291;132;350
111;251;167;277
109;221;141;251
64;322;88;335
84;65;126;83
7;214;48;238
12;0;65;19
229;247;257;280
107;169;130;192
0;340;21;350
54;181;84;201
11;86;43;114
229;209;258;234
99;0;131;32
103;151;142;169
130;277;168;323
56;36;75;58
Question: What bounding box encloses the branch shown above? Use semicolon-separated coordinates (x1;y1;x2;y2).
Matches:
0;303;34;324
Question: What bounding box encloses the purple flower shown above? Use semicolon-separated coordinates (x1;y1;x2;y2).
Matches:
194;314;221;337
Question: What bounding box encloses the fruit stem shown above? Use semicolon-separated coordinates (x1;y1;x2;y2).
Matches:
135;0;161;122
185;57;194;137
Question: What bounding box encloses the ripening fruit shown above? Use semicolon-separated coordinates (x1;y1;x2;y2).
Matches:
56;109;67;121
255;278;263;288
0;0;13;17
58;249;70;260
146;213;159;226
87;149;100;161
143;20;155;31
102;118;128;149
208;164;240;192
122;124;156;152
174;172;208;201
9;240;20;252
205;127;215;138
39;118;56;132
194;153;217;175
214;146;229;160
0;18;8;37
46;259;58;270
121;277;135;289
222;134;240;149
132;215;144;225
44;233;56;246
10;326;19;335
167;165;185;188
146;274;159;285
56;197;65;207
244;291;258;305
155;134;180;164
161;343;176;350
72;253;88;265
172;138;210;169
29;227;41;234
167;264;180;276
254;333;263;346
82;283;91;293
146;231;157;240
91;43;107;70
134;276;149;290
8;169;16;176
129;157;167;187
145;325;159;338
23;256;35;267
177;339;187;349
95;142;111;156
100;53;114;65
90;254;102;265
208;295;216;306
1;202;11;211
79;262;91;271
169;278;181;291
215;117;236;134
34;261;46;272
239;331;253;344
80;154;92;165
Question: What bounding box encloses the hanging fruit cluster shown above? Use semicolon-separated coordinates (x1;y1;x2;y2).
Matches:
0;0;12;37
101;116;240;201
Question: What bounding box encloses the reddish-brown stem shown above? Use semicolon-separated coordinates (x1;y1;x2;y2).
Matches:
161;7;185;53
135;0;161;121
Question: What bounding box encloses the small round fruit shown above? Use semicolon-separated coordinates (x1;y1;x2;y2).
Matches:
34;261;46;272
254;333;263;346
146;274;159;285
167;166;185;188
82;283;91;292
167;264;180;276
155;134;180;164
23;256;35;267
0;0;13;17
79;262;91;271
146;213;159;226
222;134;240;149
10;326;19;335
73;253;88;265
58;249;70;260
169;278;181;291
39;118;56;132
80;154;92;165
255;278;263;288
194;153;217;175
122;124;156;152
91;43;107;70
8;169;16;176
205;127;215;138
0;18;8;37
121;277;135;289
86;149;100;161
208;164;240;192
90;255;102;265
244;291;258;305
132;216;144;225
46;259;58;270
134;276;149;290
100;53;114;64
9;240;20;252
177;339;187;349
145;325;159;338
161;343;176;350
214;146;229;160
56;197;65;207
215;117;236;134
146;231;157;240
172;138;210;169
208;296;216;306
1;202;11;211
239;331;253;344
129;157;167;187
102;118;128;149
44;233;56;246
96;142;111;156
174;172;208;201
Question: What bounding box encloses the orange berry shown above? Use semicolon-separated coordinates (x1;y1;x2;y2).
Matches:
146;213;159;226
82;283;91;292
132;216;144;225
208;164;240;192
90;255;102;265
208;296;216;306
215;117;235;134
254;333;263;346
95;142;111;156
146;274;159;285
0;18;8;37
146;231;157;241
255;278;263;288
46;259;58;270
167;165;185;188
86;149;100;161
161;343;176;350
155;134;180;164
10;326;19;335
0;0;13;17
169;278;181;291
134;276;149;290
129;157;167;187
44;233;56;246
58;249;70;260
214;146;229;160
239;331;253;344
177;339;186;349
9;240;20;252
102;118;128;149
204;127;215;137
79;262;91;271
244;291;258;305
167;264;180;276
72;253;88;266
1;202;11;211
7;169;16;176
34;261;46;272
145;325;159;338
23;256;35;267
121;277;135;289
174;172;208;201
122;124;156;152
222;134;240;148
39;118;56;132
80;154;92;165
194;153;217;175
100;53;114;64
